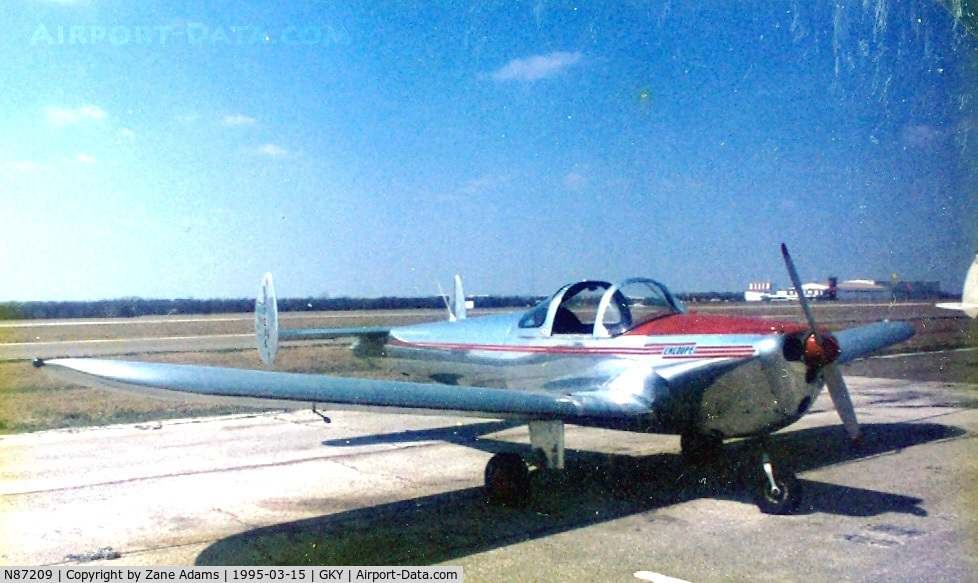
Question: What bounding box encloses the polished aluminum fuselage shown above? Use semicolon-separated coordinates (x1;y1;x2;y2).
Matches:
363;311;821;439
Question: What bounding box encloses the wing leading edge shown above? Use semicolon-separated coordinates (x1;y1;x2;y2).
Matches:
36;358;650;421
833;321;915;365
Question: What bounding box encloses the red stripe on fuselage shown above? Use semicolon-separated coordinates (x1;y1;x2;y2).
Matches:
625;312;809;336
387;339;756;359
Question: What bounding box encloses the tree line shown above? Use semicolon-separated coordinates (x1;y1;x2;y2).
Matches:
5;288;904;321
0;295;543;321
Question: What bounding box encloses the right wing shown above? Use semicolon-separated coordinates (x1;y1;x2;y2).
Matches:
833;321;915;364
36;358;650;421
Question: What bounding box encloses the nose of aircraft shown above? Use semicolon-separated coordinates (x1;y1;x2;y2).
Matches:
803;331;840;368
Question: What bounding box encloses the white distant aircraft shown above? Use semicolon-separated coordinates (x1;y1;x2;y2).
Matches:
936;253;978;318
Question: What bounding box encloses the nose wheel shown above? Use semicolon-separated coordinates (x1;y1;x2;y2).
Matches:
752;452;801;514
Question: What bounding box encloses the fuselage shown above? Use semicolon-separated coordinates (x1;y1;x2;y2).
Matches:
366;306;821;440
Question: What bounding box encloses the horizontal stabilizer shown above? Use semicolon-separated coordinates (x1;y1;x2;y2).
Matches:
37;358;651;421
280;327;391;341
833;321;915;365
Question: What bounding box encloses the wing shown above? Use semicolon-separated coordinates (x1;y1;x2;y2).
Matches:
36;358;650;421
833;321;915;364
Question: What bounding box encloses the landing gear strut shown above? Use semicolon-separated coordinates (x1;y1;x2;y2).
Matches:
483;420;564;507
752;452;801;514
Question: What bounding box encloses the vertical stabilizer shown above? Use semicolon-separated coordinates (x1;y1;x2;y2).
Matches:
453;275;467;320
256;273;279;364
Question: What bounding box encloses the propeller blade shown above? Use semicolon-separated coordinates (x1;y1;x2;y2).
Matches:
781;243;860;441
781;243;823;344
823;363;861;442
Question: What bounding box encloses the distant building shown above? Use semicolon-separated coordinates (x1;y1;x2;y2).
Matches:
744;281;829;302
888;281;942;300
744;282;773;302
745;278;943;302
834;279;889;301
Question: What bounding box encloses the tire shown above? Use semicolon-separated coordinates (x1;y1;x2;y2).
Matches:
485;453;530;507
753;466;802;515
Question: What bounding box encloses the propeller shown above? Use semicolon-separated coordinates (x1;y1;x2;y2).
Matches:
781;243;861;443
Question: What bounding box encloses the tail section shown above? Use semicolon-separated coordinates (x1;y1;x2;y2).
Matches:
937;253;978;318
256;273;392;362
453;275;467;320
438;275;467;321
255;273;279;364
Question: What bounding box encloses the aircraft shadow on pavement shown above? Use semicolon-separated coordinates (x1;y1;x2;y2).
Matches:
194;421;962;566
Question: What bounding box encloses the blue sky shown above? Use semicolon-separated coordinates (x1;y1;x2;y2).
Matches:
1;1;975;301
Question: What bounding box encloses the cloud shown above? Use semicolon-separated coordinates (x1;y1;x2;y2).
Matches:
223;114;256;127
457;174;511;196
257;143;289;157
3;160;44;172
458;176;495;195
562;172;589;192
901;124;944;148
491;51;583;82
45;105;106;126
75;153;97;165
115;128;136;144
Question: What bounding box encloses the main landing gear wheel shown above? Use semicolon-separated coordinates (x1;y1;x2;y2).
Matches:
752;453;802;515
485;452;530;507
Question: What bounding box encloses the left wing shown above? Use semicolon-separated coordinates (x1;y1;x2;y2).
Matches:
35;358;650;421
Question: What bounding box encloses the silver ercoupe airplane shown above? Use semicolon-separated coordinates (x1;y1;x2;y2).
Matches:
35;245;913;513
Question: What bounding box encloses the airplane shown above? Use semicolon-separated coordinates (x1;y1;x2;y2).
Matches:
34;244;914;514
936;252;978;318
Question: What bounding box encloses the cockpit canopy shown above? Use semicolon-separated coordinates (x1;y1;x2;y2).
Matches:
518;278;686;337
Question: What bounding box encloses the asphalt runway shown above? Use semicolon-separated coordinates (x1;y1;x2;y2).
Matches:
1;304;976;581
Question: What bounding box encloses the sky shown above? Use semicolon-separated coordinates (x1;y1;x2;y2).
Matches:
1;1;976;301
